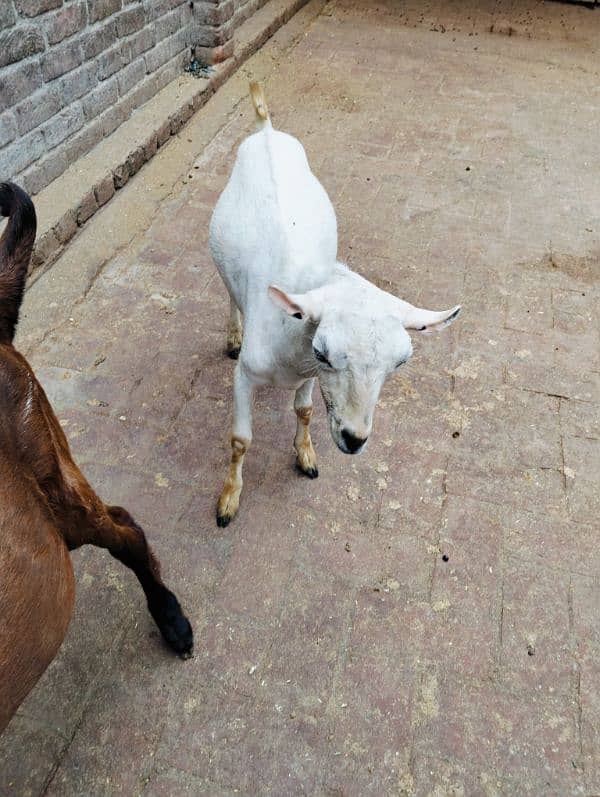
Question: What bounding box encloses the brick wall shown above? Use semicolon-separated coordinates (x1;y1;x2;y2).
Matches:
234;0;269;29
0;0;250;196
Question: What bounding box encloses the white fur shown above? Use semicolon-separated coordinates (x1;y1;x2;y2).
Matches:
209;96;460;520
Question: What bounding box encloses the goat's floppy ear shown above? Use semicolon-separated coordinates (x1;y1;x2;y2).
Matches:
398;300;461;333
268;285;321;321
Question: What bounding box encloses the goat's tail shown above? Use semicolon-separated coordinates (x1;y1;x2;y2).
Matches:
0;182;37;344
249;81;270;128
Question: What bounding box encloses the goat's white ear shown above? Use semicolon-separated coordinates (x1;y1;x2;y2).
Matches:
268;285;321;321
399;302;461;333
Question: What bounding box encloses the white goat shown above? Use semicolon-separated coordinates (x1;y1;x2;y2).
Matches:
209;83;461;526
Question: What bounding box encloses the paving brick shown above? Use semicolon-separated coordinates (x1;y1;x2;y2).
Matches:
500;562;573;697
0;4;16;29
116;55;145;95
259;569;352;712
212;497;301;623
88;0;122;24
76;189;99;224
563;434;600;525
0;24;45;68
452;384;562;472
100;101;127;136
82;77;118;119
97;40;128;81
571;577;600;792
144;32;182;71
5;2;600;794
53;208;79;244
44;0;88;45
42;104;85;150
412;673;583;795
0;717;65;796
126;24;156;57
445;455;566;517
21;146;68;195
14;85;62;136
143;769;237;796
80;16;117;59
41;39;83;81
299;516;434;596
30;228;60;270
0;61;42;111
0;127;44;175
93;173;116;206
324;590;418;794
45;646;177;796
14;0;62;16
0;110;17;147
57;61;98;104
425;495;503;680
58;115;104;164
116;5;145;37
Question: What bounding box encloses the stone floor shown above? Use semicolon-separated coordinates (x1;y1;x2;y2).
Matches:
2;0;600;794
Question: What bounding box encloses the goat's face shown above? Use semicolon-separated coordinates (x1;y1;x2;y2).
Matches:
269;279;460;455
311;312;412;453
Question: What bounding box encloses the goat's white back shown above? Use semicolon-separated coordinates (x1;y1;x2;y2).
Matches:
210;127;337;310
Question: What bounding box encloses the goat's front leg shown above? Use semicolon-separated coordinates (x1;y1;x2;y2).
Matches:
217;364;253;527
294;378;318;479
226;297;243;359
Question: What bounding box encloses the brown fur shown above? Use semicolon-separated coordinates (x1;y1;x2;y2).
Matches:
0;183;192;735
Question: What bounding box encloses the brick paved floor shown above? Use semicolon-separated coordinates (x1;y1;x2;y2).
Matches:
2;1;600;794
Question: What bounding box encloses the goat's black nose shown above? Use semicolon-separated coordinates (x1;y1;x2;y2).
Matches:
341;429;367;453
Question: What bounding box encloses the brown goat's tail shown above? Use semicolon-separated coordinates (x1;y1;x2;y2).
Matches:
0;182;36;344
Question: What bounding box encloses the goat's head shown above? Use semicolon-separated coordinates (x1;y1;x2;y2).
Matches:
269;276;460;454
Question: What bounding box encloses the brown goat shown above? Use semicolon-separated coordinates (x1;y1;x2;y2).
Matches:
0;182;193;735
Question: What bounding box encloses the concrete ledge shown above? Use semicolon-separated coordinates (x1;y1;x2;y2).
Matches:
27;0;311;279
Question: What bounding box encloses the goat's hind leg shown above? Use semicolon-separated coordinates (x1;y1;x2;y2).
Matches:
226;296;243;359
66;495;193;658
294;378;318;479
105;506;193;657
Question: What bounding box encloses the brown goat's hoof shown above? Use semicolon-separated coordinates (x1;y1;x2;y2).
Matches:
149;590;194;658
227;346;240;360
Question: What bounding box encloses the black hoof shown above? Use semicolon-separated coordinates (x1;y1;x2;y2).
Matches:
216;512;231;528
227;347;240;360
149;590;194;659
296;463;319;479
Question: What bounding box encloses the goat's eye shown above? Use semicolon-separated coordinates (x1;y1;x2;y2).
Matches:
313;348;332;368
395;359;407;369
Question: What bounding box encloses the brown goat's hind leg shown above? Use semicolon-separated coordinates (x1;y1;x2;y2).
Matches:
83;506;193;658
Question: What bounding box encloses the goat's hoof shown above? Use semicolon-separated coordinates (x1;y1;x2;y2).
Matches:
150;590;194;659
216;511;232;527
296;463;319;479
226;346;240;360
